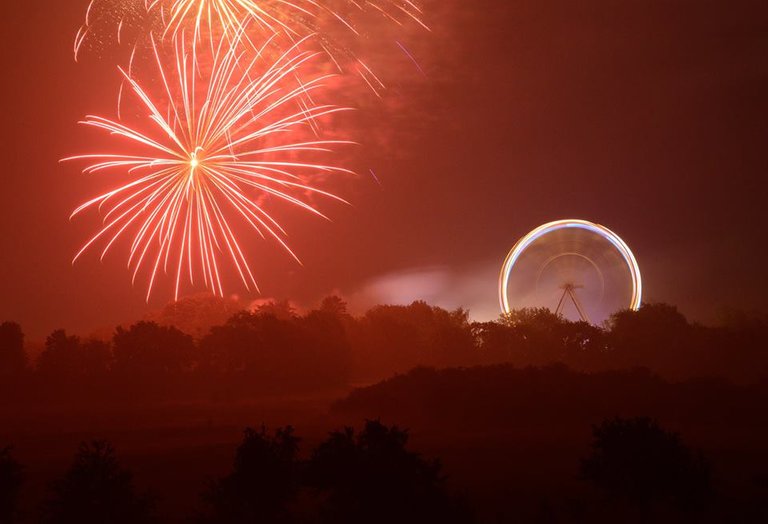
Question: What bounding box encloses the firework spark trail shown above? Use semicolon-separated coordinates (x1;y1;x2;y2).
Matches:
75;0;429;86
160;0;429;39
66;30;354;300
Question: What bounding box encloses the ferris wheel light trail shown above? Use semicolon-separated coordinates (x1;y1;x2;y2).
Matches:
499;219;643;317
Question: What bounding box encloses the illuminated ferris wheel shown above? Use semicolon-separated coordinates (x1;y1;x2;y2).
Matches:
498;219;642;324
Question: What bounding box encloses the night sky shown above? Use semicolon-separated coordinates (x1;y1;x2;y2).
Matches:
1;0;767;337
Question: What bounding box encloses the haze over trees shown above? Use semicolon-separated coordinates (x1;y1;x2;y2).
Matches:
1;298;766;408
0;297;766;522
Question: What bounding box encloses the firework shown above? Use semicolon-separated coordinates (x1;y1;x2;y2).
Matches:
159;0;428;39
75;0;428;91
66;31;353;300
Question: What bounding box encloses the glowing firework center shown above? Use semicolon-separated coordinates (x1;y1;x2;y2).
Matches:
499;219;642;319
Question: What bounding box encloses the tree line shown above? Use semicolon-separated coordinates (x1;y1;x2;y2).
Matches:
1;417;726;523
333;364;768;431
1;298;766;405
1;419;470;524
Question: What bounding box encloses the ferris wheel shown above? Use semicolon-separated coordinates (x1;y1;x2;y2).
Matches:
499;219;642;324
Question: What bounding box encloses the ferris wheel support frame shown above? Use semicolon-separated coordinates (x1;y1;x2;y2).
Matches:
555;283;591;324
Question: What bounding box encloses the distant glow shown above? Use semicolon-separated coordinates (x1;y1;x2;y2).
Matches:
499;219;642;315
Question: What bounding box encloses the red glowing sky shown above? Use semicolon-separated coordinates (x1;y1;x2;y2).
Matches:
0;0;766;337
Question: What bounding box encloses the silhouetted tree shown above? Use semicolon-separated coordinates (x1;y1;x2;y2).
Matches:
473;309;611;371
0;446;23;523
427;307;476;367
562;320;608;369
112;322;194;398
712;309;768;383
37;330;82;382
200;308;351;397
43;440;153;524
77;339;112;378
201;426;300;523
581;417;711;519
299;309;353;388
319;296;349;316
500;307;563;329
0;322;26;379
352;302;476;379
500;307;574;365
36;331;111;398
200;312;294;396
253;300;296;321
146;293;245;338
307;420;472;524
471;319;529;366
607;304;692;375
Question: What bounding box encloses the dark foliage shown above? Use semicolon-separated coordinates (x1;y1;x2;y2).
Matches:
201;421;471;524
0;447;23;524
36;331;111;397
200;426;300;523
42;441;154;524
476;303;768;382
350;302;476;378
307;420;473;524
334;369;768;523
112;322;195;399
0;322;26;379
581;417;712;517
199;306;351;397
333;364;768;433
